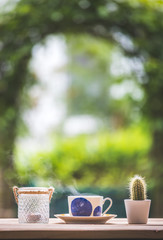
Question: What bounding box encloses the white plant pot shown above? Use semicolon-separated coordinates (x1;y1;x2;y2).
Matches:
124;199;151;224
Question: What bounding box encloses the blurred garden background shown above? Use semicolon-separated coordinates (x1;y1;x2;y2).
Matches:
0;0;163;218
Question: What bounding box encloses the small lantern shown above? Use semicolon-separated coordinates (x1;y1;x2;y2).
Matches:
13;186;54;223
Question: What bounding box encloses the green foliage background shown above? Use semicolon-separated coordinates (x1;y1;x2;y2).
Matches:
1;0;163;217
15;125;151;187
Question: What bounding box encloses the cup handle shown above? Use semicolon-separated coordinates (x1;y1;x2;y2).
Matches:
48;187;54;201
102;197;112;216
13;186;19;204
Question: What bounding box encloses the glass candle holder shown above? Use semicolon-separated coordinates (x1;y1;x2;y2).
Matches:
13;186;54;223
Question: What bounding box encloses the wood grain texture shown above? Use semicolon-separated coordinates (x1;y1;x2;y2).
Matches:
0;218;163;239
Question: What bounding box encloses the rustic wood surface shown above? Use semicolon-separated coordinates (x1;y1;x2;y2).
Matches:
0;218;163;239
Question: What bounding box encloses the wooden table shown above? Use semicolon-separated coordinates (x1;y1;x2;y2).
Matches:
0;218;163;239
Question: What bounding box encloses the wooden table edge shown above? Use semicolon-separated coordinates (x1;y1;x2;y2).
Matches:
0;218;163;239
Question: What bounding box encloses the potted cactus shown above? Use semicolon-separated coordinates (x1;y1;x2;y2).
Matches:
124;175;151;224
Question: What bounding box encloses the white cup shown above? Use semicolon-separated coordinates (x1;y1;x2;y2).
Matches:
68;195;112;216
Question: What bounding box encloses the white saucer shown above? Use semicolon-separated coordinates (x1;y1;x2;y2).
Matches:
54;214;117;224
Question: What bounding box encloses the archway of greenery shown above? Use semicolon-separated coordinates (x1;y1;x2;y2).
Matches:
0;0;163;216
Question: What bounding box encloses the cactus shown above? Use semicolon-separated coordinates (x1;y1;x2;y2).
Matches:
129;175;147;200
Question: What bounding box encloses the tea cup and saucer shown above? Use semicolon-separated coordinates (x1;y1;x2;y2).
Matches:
55;195;117;224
